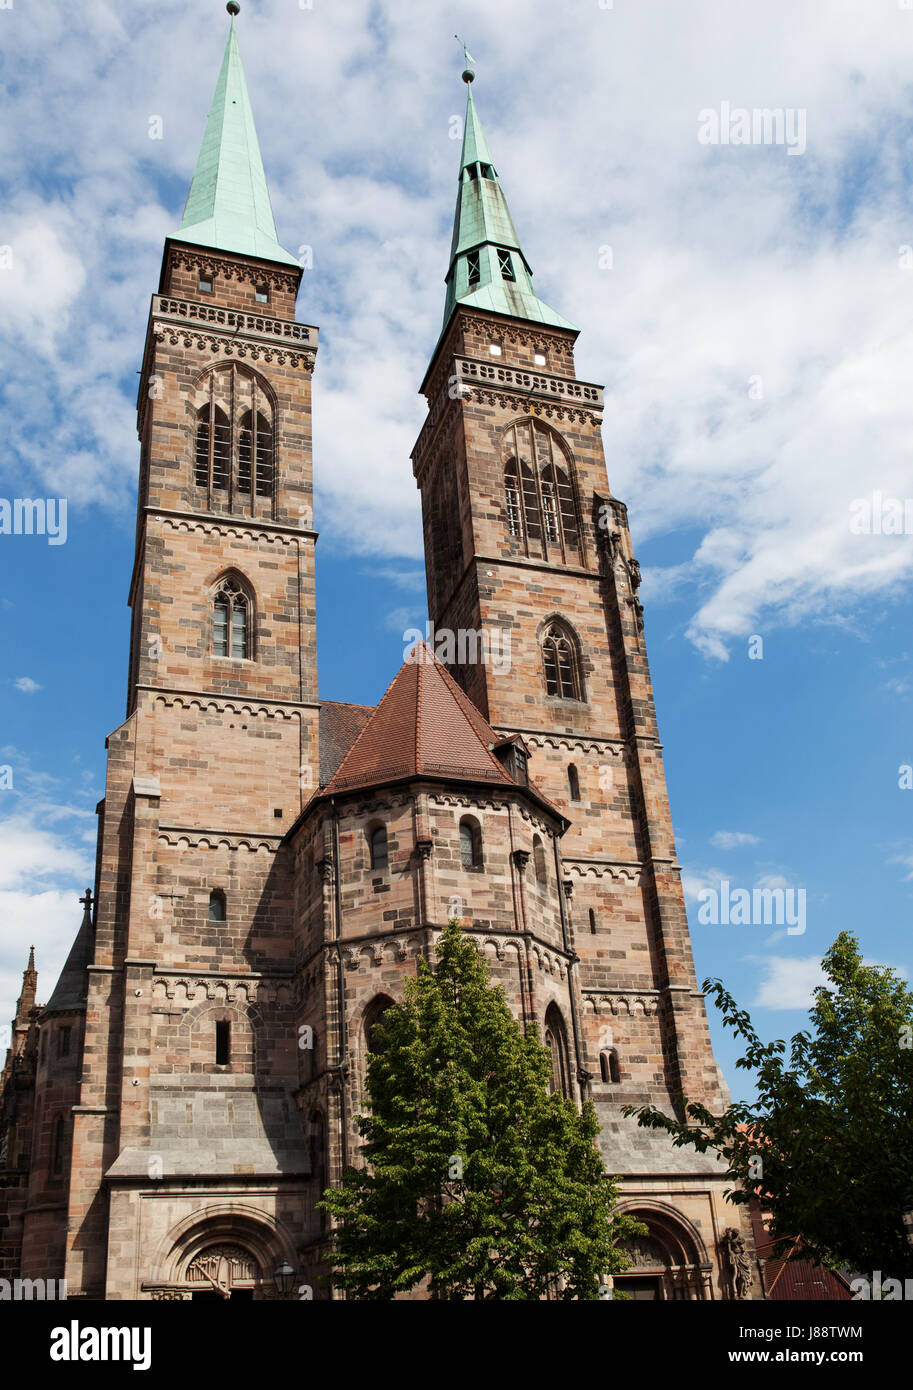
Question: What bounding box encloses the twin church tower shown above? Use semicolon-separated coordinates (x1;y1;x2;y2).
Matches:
0;9;757;1300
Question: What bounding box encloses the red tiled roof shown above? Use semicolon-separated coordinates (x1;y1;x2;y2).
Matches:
746;1196;852;1301
323;643;554;808
318;700;375;786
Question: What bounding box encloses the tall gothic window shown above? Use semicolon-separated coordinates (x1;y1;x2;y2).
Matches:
238;410;274;498
195;405;231;490
542;620;584;701
501;422;580;562
505;460;522;537
212;575;251;660
544;1005;570;1098
192;366;275;505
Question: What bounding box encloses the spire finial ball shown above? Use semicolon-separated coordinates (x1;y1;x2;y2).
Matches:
227;2;240;16
462;68;474;84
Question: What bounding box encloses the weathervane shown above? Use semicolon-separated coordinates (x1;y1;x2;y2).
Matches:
455;34;475;83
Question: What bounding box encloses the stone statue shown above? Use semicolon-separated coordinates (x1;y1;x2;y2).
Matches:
722;1227;753;1299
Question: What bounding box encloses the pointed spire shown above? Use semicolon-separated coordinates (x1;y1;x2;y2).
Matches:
14;946;37;1030
177;4;299;268
441;72;576;334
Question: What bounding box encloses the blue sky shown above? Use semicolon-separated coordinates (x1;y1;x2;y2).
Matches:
2;0;913;1103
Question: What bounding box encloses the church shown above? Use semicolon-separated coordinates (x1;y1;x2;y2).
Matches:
0;6;760;1301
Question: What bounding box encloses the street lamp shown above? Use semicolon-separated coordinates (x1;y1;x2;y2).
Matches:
273;1261;296;1299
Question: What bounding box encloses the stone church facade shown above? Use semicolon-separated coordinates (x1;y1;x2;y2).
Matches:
0;12;760;1301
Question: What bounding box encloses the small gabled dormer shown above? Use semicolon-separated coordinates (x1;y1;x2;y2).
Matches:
491;733;530;786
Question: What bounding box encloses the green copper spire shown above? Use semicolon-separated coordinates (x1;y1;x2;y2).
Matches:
177;7;298;267
442;75;575;332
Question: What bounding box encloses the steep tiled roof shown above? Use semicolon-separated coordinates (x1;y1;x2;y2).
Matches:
319;700;375;786
322;644;556;816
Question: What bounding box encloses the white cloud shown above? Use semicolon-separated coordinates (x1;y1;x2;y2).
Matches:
13;677;41;694
0;813;93;894
752;955;827;1010
710;830;761;850
1;0;913;650
371;568;428;592
0;805;95;1030
384;606;423;635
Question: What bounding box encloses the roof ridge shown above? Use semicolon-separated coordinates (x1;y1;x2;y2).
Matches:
426;647;518;782
325;658;413;790
414;644;425;771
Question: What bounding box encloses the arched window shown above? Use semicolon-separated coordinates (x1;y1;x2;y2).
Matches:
540;464;580;554
51;1115;66;1175
238;410;274;498
459;816;483;870
192;366;275;505
542;621;584;701
600;1049;621;1084
368;824;388;872
364;995;394;1058
544;1004;570;1098
213;576;251;659
505;460;522;537
194;405;230;490
209;889;226;922
567;764;581;802
501;422;579;559
533;835;547;885
503;455;542;547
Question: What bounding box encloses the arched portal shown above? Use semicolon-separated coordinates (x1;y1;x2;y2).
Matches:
148;1205;299;1301
614;1204;712;1301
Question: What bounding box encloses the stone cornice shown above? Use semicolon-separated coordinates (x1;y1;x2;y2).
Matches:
151;325;315;372
156;825;284;853
127;509;317;608
167;246;301;295
412;377;602;483
141;687;317;715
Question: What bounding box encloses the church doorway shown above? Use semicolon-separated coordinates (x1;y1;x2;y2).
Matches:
615;1275;662;1300
614;1210;712;1300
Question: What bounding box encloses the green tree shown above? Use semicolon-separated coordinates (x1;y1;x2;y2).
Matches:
625;932;913;1277
321;919;645;1299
